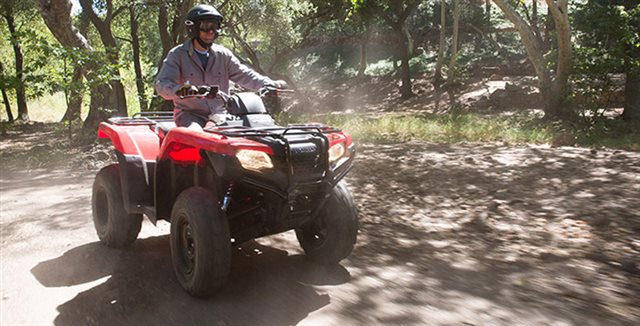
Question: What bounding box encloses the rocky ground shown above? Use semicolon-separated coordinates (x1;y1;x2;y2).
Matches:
1;119;639;325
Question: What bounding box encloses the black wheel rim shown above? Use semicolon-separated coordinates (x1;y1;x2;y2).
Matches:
302;218;327;248
178;218;195;275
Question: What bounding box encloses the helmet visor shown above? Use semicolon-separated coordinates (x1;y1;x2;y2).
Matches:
198;20;221;33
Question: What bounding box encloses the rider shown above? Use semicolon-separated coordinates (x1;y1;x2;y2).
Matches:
155;4;286;128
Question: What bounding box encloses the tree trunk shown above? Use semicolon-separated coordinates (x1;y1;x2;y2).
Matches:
492;1;546;83
465;22;503;54
447;0;461;85
59;7;89;122
404;25;415;57
158;0;193;67
622;72;640;121
153;0;193;112
358;26;371;78
39;0;92;125
4;12;29;121
543;5;555;52
544;0;573;120
84;83;115;129
492;0;574;120
532;0;538;31
79;0;127;117
0;61;13;123
1;88;12;123
60;65;83;122
158;3;174;65
39;0;92;49
397;26;413;99
379;1;418;99
485;0;491;24
434;0;446;85
171;0;193;45
130;6;147;112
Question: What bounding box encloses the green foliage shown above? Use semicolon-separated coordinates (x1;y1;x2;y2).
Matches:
0;2;77;104
0;0;637;149
222;0;316;73
574;119;640;151
572;2;640;119
574;2;640;69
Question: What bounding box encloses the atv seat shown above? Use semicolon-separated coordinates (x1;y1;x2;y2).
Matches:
227;92;276;127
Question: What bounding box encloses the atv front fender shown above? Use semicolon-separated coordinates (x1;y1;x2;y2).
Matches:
98;122;160;215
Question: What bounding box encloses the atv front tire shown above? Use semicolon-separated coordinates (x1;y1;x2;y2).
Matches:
92;164;143;248
170;187;231;297
295;181;358;265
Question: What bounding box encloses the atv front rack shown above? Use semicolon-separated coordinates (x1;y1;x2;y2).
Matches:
208;124;341;138
203;123;354;209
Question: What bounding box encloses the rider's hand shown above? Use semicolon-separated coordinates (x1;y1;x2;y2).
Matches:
269;80;288;89
204;120;217;129
176;83;198;97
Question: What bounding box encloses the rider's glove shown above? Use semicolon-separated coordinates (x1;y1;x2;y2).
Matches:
267;80;288;89
176;83;198;97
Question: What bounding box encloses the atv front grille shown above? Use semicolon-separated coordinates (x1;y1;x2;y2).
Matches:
213;125;333;186
289;142;323;181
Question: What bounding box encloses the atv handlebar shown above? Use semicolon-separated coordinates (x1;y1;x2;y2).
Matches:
259;86;294;97
179;85;293;100
178;85;219;99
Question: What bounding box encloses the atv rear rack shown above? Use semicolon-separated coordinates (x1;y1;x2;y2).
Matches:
107;112;174;126
134;111;174;121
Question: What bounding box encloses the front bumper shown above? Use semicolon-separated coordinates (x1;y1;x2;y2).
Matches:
204;143;355;200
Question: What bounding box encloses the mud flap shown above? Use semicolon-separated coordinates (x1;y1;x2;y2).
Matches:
115;151;154;215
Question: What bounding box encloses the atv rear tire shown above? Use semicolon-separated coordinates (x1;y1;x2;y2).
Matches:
295;181;358;265
92;164;143;248
170;187;231;297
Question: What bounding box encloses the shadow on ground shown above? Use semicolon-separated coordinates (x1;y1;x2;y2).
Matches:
337;142;640;324
32;237;348;326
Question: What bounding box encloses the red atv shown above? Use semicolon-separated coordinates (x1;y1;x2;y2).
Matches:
92;86;358;297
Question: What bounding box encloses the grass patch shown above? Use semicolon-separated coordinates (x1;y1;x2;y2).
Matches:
1;92;68;122
2;81;146;123
574;119;640;151
280;113;556;145
279;112;639;151
1;91;96;122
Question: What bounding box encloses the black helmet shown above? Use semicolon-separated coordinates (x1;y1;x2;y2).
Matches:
185;4;223;27
185;4;223;47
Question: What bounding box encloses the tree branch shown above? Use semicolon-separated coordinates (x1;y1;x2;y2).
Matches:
115;36;132;43
112;5;129;20
492;0;547;83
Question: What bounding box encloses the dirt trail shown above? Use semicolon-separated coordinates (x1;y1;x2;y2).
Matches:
1;134;639;325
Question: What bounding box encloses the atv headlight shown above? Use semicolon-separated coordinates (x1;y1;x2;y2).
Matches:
236;149;273;172
328;142;346;163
